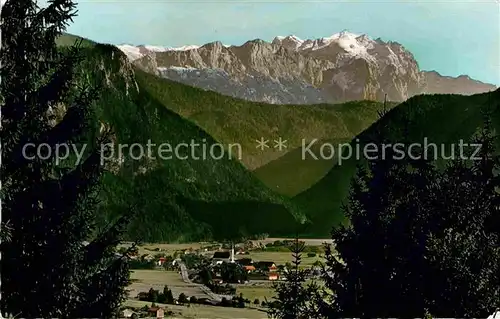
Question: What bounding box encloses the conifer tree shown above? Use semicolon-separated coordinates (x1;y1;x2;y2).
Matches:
322;94;500;317
423;117;500;316
0;0;132;317
267;236;323;319
321;108;427;317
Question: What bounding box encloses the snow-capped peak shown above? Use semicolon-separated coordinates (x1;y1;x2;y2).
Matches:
139;43;202;52
275;34;303;42
273;31;373;52
272;31;377;62
117;43;203;61
273;34;306;50
143;45;173;52
117;42;234;61
318;31;362;47
287;35;303;42
322;32;376;61
166;45;201;51
117;44;145;61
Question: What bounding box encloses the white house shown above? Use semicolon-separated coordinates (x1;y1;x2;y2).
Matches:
487;310;499;319
121;308;135;318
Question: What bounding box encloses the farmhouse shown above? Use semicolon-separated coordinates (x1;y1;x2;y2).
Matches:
236;258;255;272
255;261;277;271
212;247;236;264
268;272;279;281
121;308;135;318
157;257;166;266
148;307;165;319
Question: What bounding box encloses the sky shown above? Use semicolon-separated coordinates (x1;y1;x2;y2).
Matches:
37;0;500;85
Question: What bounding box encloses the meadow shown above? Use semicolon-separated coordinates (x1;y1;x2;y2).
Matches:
129;270;208;300
125;299;267;319
127;269;269;318
126;239;330;317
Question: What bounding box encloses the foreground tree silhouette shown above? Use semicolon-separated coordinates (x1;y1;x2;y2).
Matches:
1;0;132;317
322;105;500;317
423;117;500;316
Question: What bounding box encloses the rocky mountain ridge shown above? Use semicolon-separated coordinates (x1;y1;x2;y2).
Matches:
118;31;496;104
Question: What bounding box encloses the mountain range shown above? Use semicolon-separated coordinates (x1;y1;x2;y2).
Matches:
54;33;499;242
118;31;496;104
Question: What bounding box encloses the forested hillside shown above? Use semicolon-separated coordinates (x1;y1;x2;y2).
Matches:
296;89;500;236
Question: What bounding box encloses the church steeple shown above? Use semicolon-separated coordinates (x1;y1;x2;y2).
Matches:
230;242;235;263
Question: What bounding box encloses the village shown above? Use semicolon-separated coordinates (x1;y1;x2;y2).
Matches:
120;239;327;318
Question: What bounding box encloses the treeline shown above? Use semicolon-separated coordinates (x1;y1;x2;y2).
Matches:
258;240;323;254
138;287;175;304
129;259;156;270
138;286;252;310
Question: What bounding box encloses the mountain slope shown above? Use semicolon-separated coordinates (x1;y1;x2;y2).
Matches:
61;34;500;241
252;137;348;197
120;31;496;105
138;72;390;172
66;40;305;242
295;89;500;237
56;33;95;47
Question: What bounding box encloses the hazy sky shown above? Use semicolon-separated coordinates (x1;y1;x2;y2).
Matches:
38;0;500;85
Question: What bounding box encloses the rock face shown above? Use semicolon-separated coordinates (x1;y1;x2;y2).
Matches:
421;71;496;95
118;31;497;104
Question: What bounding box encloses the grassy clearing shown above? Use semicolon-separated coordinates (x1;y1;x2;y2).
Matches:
236;284;275;302
125;299;267;319
235;279;326;302
128;270;208;300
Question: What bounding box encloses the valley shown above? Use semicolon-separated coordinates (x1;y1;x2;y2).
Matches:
4;1;499;318
121;239;326;318
54;33;499;242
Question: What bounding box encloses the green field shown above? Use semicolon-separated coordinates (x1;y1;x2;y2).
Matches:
127;250;324;317
235;279;325;303
129;270;208;300
125;299;267;319
236;284;275;302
